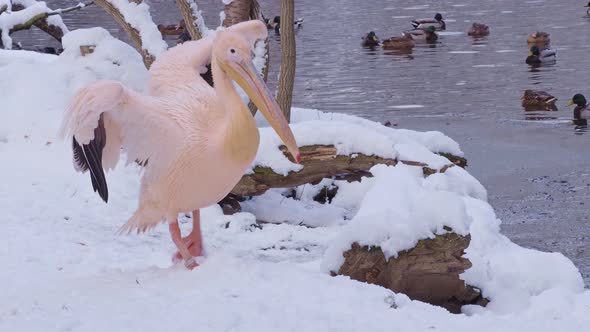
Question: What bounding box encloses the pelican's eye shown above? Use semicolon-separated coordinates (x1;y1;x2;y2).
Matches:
230;48;236;54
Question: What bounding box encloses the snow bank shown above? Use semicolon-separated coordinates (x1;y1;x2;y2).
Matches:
1;48;589;331
322;164;583;315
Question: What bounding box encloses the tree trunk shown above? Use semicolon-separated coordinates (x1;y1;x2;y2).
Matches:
276;0;296;122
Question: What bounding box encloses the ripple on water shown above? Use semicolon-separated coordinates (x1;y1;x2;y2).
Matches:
389;105;425;109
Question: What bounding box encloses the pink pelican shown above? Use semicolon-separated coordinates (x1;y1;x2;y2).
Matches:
60;21;300;269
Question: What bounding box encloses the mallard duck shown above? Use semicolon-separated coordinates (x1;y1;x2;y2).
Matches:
412;13;446;31
403;26;438;43
567;94;589;124
263;15;304;34
467;23;489;37
362;31;381;47
381;34;415;49
526;45;556;65
527;31;550;46
521;90;557;110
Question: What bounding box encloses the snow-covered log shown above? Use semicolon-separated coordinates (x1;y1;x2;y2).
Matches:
230;144;458;197
94;0;166;68
336;235;489;314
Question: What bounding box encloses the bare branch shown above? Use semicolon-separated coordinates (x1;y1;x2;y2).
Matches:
2;1;91;44
93;0;158;68
175;0;204;40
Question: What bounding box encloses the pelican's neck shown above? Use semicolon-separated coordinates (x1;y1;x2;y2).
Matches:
211;58;260;164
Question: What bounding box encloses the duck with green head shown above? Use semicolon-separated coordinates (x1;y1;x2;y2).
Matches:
567;94;589;124
362;31;380;47
412;13;446;31
526;45;556;65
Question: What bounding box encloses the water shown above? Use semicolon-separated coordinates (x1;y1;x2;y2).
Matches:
16;0;590;283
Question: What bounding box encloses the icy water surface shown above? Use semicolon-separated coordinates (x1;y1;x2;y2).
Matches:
17;0;590;283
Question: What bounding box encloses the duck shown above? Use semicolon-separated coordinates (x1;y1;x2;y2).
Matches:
521;90;557;110
362;31;381;47
467;23;490;37
525;45;556;65
403;26;438;43
567;94;589;124
381;34;415;49
527;31;550;46
412;13;446;31
158;19;185;36
586;2;590;17
263;15;304;34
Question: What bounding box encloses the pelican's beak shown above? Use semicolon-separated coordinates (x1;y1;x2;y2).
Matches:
226;56;301;163
567;100;575;107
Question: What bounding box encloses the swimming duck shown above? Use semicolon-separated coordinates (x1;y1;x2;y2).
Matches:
381;34;415;49
412;13;446;31
567;94;589;124
521;90;557;110
527;31;550;46
586;2;590;16
362;31;381;47
403;26;438;43
158;20;185;36
467;23;489;37
525;45;556;65
263;15;304;33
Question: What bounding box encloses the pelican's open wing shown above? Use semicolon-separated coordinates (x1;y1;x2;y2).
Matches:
60;80;182;202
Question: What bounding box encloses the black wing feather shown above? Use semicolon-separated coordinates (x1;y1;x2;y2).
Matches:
72;114;109;203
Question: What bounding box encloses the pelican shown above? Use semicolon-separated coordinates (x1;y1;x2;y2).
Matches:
60;20;300;269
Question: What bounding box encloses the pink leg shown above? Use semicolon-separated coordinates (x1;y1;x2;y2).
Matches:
172;209;203;263
169;220;198;269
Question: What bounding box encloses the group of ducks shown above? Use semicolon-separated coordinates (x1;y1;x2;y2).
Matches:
361;13;447;49
361;10;587;125
361;13;490;50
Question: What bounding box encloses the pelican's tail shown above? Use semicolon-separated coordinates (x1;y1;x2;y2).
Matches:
118;204;164;235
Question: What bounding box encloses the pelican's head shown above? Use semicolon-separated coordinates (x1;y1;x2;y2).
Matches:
214;20;300;163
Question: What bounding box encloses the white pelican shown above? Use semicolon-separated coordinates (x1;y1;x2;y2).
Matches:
60;21;300;269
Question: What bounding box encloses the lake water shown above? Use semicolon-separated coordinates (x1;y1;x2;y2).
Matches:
16;0;590;283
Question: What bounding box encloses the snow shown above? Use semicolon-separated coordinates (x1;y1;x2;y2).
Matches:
105;0;167;57
1;46;589;331
0;2;48;49
0;0;10;11
187;0;210;37
0;0;69;49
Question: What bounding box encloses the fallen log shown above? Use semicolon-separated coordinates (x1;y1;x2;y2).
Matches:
334;233;488;314
230;144;462;197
